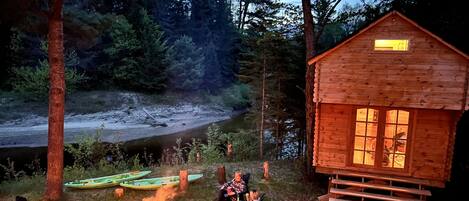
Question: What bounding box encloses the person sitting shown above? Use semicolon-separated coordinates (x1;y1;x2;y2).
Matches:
218;171;248;201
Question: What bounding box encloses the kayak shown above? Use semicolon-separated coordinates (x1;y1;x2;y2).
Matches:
120;174;203;190
64;170;152;189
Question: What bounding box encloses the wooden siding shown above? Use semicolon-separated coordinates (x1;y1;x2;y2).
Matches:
411;109;456;181
316;14;468;110
316;104;352;168
315;104;456;186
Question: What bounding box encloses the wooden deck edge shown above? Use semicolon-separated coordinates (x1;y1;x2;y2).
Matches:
316;166;445;188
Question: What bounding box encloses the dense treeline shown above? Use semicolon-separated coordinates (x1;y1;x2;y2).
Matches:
0;0;239;94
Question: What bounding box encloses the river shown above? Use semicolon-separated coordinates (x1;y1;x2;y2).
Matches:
0;113;251;178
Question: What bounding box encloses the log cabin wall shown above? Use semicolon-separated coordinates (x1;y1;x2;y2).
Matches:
309;11;469;188
316;13;468;110
315;104;458;186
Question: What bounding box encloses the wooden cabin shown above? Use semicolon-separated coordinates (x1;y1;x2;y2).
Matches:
307;11;469;200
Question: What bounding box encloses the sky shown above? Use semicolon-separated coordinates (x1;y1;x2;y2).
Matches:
282;0;363;10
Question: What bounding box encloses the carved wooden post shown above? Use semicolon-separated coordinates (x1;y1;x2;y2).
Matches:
179;170;188;191
196;151;201;163
114;188;124;199
217;166;226;185
227;143;233;159
263;161;269;180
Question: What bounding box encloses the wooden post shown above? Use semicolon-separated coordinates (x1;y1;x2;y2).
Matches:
227;143;233;159
196;151;201;163
114;188;124;199
217;166;226;185
179;170;188;191
263;161;269;180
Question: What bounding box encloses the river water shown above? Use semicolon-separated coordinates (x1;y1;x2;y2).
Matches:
0;114;251;178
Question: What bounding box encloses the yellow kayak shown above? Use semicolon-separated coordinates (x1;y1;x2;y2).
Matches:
64;170;152;189
120;174;203;190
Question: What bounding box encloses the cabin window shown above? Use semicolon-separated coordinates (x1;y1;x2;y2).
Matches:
352;107;411;169
382;110;409;168
353;108;379;166
374;39;409;51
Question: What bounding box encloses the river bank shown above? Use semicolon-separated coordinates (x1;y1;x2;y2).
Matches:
0;91;243;148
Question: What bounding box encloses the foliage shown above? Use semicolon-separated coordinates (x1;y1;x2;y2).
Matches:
65;127;107;168
136;8;169;91
65;126;125;168
187;124;258;164
200;124;226;164
104;10;169;92
186;138;202;163
220;83;251;109
0;158;25;181
167;35;205;90
12;59;85;101
172;138;185;165
227;129;259;161
104;15;142;89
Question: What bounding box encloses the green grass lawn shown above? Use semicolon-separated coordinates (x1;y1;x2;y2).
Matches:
0;160;326;201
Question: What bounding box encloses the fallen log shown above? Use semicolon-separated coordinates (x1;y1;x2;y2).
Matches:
142;108;167;127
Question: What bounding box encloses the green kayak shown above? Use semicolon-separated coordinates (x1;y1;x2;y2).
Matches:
64;170;152;189
120;174;203;190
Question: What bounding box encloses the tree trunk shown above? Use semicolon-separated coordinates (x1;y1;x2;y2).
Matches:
237;0;243;29
302;0;315;179
240;2;250;30
44;0;65;200
259;54;266;159
275;76;281;160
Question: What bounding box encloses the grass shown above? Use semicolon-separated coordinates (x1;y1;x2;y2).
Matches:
0;160;326;201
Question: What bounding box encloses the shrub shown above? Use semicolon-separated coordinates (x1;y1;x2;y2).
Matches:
186;138;202;163
220;83;251;109
167;36;205;91
200;124;226;164
227;129;259;161
12;60;85;101
65;126;125;168
190;124;258;164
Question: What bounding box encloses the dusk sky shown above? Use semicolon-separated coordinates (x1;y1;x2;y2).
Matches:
283;0;364;9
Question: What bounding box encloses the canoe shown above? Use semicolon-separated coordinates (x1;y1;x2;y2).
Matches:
120;174;203;190
64;170;152;189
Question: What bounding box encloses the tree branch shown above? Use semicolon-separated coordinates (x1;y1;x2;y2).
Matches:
314;0;342;44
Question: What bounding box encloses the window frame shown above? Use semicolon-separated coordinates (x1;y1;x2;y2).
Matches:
349;106;414;172
371;39;411;53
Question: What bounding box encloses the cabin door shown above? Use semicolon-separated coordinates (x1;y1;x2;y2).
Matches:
351;107;412;171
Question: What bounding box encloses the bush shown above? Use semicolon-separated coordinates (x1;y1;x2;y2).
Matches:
104;11;169;92
220;83;251;109
167;36;205;91
226;129;259;161
65;126;125;168
12;60;85;101
189;124;258;164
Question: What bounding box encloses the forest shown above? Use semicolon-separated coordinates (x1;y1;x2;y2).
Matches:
0;0;469;200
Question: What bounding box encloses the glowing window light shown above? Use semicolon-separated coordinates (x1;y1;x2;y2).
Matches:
374;39;409;51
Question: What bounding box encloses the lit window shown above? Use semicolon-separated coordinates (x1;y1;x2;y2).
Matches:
374;39;409;51
353;108;379;166
382;110;409;169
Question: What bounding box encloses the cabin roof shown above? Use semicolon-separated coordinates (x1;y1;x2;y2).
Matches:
308;11;469;65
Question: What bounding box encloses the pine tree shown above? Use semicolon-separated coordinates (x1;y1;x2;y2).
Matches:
202;40;223;92
104;15;142;90
138;8;169;91
167;36;205;90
